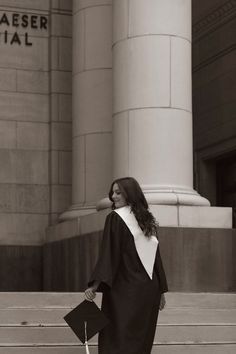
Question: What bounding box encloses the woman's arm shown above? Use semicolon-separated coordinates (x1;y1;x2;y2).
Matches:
154;246;168;294
87;212;123;292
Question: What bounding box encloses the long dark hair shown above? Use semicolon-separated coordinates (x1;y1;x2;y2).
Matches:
108;177;159;238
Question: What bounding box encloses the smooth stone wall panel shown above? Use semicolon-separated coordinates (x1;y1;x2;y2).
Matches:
0;245;42;291
52;0;59;8
0;92;49;122
59;94;72;122
0;213;48;245
59;0;72;11
51;151;59;185
52;0;72;10
51;122;72;151
85;5;112;70
0;121;17;148
75;0;112;12
0;37;49;70
0;1;71;247
73;70;112;136
0;1;50;10
193;54;236;150
193;68;236;117
179;206;233;228
43;231;103;291
0;69;16;91
51;185;72;213
150;205;179;227
72;136;85;205
16;185;49;213
85;133;112;204
163;227;236;292
0;184;49;214
16;122;49;150
194;101;236;135
73;10;85;73
195;118;236;150
50;93;72;122
59;37;72;70
51;13;72;37
193;50;236;90
0;150;48;184
59;151;72;185
51;37;59;70
51;71;72;94
16;71;49;94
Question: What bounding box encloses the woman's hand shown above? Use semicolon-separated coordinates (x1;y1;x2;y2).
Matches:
84;287;96;301
159;293;166;311
84;281;100;302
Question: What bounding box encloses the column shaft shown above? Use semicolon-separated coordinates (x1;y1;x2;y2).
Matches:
112;0;209;206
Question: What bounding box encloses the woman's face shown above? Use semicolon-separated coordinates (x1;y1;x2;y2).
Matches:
112;183;127;209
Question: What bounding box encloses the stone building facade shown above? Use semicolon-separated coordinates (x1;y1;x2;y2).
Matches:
0;0;235;292
0;0;72;290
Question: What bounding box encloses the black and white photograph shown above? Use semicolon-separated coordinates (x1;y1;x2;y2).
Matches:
0;1;235;353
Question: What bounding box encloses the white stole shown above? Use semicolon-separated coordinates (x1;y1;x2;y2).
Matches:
114;206;158;279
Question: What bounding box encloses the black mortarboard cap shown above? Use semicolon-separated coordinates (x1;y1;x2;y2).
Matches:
64;300;109;343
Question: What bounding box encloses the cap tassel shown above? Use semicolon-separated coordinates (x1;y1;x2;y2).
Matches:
84;321;90;354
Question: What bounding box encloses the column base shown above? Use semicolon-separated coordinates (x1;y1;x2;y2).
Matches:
142;186;210;206
95;190;231;228
49;205;232;246
96;198;112;211
150;205;232;228
96;187;210;212
59;204;96;221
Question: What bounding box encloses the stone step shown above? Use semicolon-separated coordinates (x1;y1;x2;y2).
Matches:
0;344;235;354
0;292;235;354
158;308;236;324
0;308;235;326
153;344;236;354
0;293;87;309
155;324;236;344
0;324;235;345
1;292;236;309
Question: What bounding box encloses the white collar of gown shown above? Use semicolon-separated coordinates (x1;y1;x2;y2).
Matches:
114;206;159;279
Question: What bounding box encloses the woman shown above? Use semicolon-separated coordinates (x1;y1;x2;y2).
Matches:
85;177;168;354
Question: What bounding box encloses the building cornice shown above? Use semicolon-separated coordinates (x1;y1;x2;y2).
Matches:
193;0;236;42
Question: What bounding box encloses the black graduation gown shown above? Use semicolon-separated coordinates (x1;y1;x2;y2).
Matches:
88;211;168;354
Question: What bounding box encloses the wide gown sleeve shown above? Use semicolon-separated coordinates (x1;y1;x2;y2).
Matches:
154;246;168;293
88;212;123;292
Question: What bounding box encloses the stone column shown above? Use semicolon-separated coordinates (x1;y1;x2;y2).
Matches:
112;0;209;206
61;0;113;220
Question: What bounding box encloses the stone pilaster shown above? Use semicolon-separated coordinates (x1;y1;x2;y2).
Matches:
60;0;113;220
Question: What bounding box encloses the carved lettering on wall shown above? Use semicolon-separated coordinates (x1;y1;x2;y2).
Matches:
0;12;48;46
